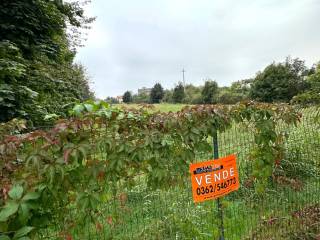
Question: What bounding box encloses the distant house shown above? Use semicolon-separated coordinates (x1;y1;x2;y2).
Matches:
138;87;152;95
116;95;123;103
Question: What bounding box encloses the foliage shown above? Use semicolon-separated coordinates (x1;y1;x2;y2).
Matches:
172;82;185;103
292;62;320;105
150;83;164;103
0;41;45;124
122;91;132;103
218;90;241;104
132;92;149;104
0;0;94;125
230;79;252;95
105;97;119;104
0;118;26;141
68;100;110;116
158;85;202;104
236;105;298;192
184;84;202;104
0;101;300;238
105;58;318;106
292;91;320;105
218;79;251;104
250;58;308;102
201;80;219;104
162;90;173;103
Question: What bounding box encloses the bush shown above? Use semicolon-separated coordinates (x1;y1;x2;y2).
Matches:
0;101;300;238
123;91;133;103
172;83;185;103
201;80;219;104
150;83;164;103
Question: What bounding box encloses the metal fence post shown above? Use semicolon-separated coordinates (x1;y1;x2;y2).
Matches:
213;130;225;240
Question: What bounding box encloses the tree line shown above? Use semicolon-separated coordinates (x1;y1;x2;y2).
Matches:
115;57;320;105
0;0;94;126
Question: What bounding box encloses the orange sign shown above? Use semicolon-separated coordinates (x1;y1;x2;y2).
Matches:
190;154;239;203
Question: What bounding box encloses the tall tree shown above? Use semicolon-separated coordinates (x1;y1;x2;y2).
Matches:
201;80;219;104
0;0;94;125
184;84;202;104
292;62;320;104
250;58;308;102
218;79;252;104
123;91;132;103
150;83;164;103
163;89;173;103
172;82;185;103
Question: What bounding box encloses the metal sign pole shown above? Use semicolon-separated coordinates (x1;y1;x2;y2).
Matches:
213;130;225;240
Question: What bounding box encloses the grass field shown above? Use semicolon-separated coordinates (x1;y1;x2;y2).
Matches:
117;103;188;112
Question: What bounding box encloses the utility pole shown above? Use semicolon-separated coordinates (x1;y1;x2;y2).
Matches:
182;68;186;87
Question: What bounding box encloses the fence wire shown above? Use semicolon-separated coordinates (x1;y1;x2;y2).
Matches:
36;108;320;240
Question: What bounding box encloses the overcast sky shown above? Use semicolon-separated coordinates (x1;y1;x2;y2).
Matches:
75;0;320;98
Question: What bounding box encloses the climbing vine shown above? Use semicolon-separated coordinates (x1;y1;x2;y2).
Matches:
0;101;299;239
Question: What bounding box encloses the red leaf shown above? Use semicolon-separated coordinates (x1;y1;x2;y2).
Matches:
97;171;105;181
63;149;72;163
2;185;10;200
96;222;103;232
65;234;73;240
106;216;113;225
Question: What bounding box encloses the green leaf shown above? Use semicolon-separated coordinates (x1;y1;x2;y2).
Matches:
2;103;14;107
0;201;19;222
22;192;40;201
36;184;47;192
0;222;8;232
80;198;89;212
191;127;200;135
8;185;23;200
21;86;38;98
0;235;10;240
43;113;59;121
63;149;72;163
72;104;85;116
77;145;87;159
13;226;34;239
84;103;94;112
99;101;109;109
18;203;30;224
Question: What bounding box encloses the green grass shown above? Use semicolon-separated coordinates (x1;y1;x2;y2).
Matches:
117;103;188;112
63;177;319;240
151;103;187;112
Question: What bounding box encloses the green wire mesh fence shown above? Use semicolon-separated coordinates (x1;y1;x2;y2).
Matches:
36;108;319;240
